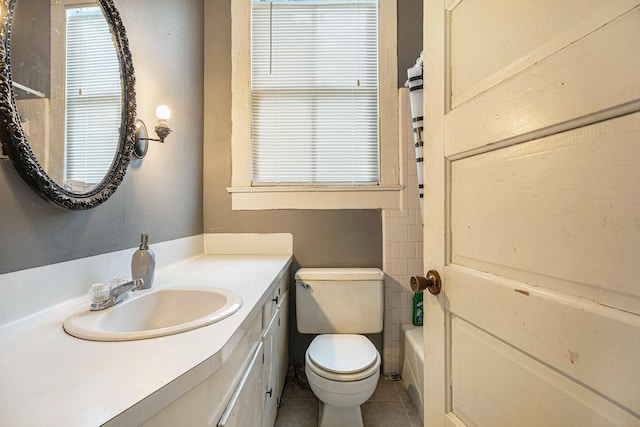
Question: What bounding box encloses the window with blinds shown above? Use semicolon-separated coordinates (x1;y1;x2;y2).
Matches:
65;6;121;188
251;0;379;186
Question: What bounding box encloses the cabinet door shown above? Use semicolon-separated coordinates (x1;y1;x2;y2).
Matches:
276;291;289;404
217;342;264;427
262;313;279;427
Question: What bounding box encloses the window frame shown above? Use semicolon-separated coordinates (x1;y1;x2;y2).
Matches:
228;0;401;210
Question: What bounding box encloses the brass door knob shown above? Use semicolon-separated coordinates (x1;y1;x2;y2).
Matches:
410;270;442;295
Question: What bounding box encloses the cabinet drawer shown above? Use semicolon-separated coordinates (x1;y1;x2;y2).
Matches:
140;313;262;427
262;273;289;328
217;342;264;427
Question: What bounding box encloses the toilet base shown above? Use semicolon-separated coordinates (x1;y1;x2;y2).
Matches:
318;400;364;427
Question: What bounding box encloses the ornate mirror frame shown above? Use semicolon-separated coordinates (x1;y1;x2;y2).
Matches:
0;0;136;209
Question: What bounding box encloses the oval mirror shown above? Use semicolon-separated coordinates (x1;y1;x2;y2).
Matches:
0;0;136;209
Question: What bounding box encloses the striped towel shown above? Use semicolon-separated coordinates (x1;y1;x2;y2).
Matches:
407;52;424;224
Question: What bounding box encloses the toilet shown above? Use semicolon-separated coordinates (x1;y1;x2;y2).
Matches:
295;268;384;427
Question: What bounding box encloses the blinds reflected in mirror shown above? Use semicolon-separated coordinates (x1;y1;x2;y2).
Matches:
250;0;379;186
65;6;121;187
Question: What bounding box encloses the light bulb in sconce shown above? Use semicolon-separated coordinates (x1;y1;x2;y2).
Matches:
131;104;174;159
154;105;172;143
156;105;171;120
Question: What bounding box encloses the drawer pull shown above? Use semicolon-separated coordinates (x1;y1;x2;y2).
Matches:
217;342;264;426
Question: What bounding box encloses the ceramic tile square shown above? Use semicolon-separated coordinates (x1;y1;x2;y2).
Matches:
361;401;411;427
383;240;392;259
392;276;411;292
407;161;418;176
391;242;416;259
402;307;413;324
389;213;414;226
389;259;408;275
391;225;409;242
387;280;401;290
403;292;413;308
390;208;409;218
407;258;423;276
384;333;392;348
407;225;423;242
391;308;401;326
385;361;399;375
391;326;400;342
391;292;402;310
384;316;393;330
385;287;394;302
416;243;423;260
274;399;318;427
411;208;422;225
384;309;393;322
391;346;400;359
384;309;393;320
408;192;421;209
383;348;393;362
370;377;401;401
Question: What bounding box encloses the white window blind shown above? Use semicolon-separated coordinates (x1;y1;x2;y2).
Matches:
65;6;121;187
251;0;379;185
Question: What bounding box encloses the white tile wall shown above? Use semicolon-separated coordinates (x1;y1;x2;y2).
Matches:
382;88;423;374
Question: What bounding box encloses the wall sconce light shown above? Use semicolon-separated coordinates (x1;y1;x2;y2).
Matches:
132;105;173;159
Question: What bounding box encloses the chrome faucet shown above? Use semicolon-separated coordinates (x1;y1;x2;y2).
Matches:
89;278;145;311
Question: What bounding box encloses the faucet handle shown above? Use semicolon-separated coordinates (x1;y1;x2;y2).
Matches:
109;276;129;289
88;283;110;303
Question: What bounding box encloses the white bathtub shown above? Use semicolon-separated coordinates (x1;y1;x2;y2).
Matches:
401;324;424;422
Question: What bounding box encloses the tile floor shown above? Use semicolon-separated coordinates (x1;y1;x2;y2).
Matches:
275;369;422;427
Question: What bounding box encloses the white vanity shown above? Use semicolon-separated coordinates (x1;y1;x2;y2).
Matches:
0;235;292;426
134;256;290;427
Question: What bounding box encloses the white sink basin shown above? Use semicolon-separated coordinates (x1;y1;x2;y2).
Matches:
63;287;243;341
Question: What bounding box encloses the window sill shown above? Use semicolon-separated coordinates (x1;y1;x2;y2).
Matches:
227;185;404;210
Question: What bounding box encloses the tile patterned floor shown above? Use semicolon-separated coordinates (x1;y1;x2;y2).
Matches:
275;369;422;427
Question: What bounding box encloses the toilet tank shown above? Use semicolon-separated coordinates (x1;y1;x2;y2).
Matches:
295;268;384;334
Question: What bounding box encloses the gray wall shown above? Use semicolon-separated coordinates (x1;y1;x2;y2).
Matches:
203;0;422;367
0;0;204;275
398;0;424;87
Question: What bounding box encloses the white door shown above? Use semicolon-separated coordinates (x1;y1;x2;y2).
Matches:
422;1;640;426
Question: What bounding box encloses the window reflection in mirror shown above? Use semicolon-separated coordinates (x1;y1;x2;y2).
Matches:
11;0;122;194
64;6;121;192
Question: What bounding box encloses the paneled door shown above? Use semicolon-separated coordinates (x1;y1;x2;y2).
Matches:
422;1;640;426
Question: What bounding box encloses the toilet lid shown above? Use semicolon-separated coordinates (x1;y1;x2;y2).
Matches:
307;334;378;374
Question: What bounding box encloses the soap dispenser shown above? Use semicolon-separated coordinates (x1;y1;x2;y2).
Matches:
131;234;155;289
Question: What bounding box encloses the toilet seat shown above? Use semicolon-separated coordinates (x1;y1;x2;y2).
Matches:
306;334;380;382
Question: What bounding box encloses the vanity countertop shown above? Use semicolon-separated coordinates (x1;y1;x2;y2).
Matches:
0;254;292;426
